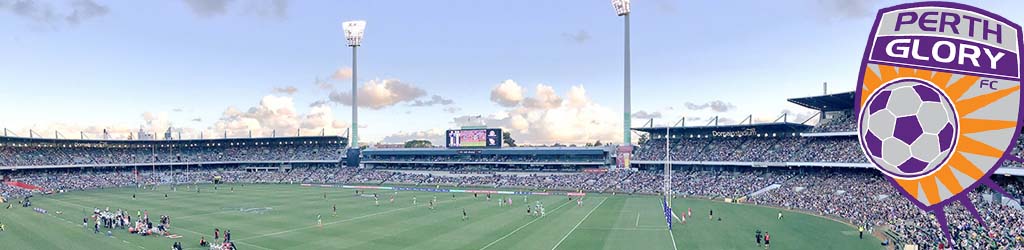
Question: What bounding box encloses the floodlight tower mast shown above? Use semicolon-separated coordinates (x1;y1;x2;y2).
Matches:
343;20;366;149
610;0;626;146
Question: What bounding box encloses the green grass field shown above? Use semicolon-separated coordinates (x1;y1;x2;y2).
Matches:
0;184;883;249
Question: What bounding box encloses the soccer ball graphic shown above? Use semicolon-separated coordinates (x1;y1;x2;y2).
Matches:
859;79;958;178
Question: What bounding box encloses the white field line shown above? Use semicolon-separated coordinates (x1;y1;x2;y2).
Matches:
550;197;607;250
478;200;574;250
669;229;679;250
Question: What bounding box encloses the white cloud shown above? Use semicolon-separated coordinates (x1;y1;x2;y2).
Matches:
522;84;562;109
684;100;736;113
632;110;662;120
475;81;622;145
272;86;298;95
182;0;288;19
7;94;347;139
442;106;461;114
332;67;352;80
328;79;427;109
489;79;525;107
211;95;347;137
561;30;590;44
181;0;233;18
410;95;454;107
380;129;445;145
0;0;109;28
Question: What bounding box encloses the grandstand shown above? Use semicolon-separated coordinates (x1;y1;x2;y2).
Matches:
632;92;1024;175
362;147;611;171
0;135;347;170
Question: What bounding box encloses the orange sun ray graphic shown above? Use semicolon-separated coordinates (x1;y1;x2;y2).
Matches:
859;64;1022;245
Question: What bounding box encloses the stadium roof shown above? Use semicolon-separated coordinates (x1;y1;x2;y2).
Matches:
632;122;812;135
363;147;608;156
787;91;855;112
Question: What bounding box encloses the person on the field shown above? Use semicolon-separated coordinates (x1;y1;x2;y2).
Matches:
709;209;714;220
199;236;209;247
0;221;6;232
224;229;231;242
375;197;380;207
413;196;417;205
777;211;783;220
132;194;136;200
755;230;762;247
333;204;338;217
763;231;770;249
317;213;323;227
859;226;864;239
214;228;220;240
462;208;468;221
687;208;691;217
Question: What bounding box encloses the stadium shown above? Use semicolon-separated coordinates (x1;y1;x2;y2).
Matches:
3;90;1022;249
2;1;1024;250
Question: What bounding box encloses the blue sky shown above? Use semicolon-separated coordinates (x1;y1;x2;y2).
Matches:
1;0;1022;145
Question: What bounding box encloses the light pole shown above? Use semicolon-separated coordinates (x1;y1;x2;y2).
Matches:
612;0;630;147
343;20;366;149
612;0;631;171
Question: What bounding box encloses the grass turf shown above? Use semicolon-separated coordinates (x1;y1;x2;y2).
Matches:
0;184;883;249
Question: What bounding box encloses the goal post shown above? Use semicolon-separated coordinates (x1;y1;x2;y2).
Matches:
664;127;672;208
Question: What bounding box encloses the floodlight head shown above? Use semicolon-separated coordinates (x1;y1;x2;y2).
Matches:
611;0;630;16
342;20;367;47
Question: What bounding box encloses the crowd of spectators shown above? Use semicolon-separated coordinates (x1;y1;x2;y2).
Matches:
809;112;857;133
362;154;606;164
634;136;866;163
0;143;341;167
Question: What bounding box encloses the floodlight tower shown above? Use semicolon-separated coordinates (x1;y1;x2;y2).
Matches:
610;0;626;146
343;20;366;149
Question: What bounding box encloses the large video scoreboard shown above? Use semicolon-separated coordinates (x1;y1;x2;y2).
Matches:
445;128;502;148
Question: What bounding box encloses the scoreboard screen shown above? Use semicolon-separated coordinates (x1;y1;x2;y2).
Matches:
446;128;502;148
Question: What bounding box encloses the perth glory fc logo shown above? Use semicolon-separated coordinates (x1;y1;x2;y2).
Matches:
855;1;1024;244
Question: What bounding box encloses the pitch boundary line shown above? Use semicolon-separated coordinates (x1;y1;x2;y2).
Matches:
669;230;678;250
478;199;573;250
550;197;607;250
